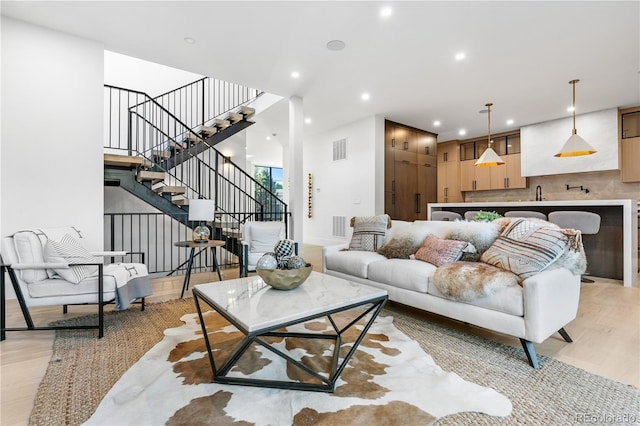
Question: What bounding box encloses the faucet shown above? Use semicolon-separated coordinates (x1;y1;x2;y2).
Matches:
535;185;542;201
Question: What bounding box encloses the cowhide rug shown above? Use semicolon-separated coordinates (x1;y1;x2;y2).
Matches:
84;309;512;425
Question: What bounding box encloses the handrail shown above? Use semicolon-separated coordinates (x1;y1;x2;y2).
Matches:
104;84;286;224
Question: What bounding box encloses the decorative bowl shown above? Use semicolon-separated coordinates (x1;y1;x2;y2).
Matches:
257;264;313;290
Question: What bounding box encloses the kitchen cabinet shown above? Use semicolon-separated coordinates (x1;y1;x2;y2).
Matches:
620;107;640;183
436;140;462;202
385;120;437;221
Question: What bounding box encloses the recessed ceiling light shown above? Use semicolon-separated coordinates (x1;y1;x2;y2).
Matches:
433;121;441;127
266;136;271;141
455;52;466;61
305;117;312;124
380;6;393;18
183;37;196;44
361;92;371;101
291;71;300;78
567;106;575;112
458;129;467;136
327;40;346;51
506;119;514;125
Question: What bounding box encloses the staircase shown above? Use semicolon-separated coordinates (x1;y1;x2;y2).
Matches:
103;78;288;272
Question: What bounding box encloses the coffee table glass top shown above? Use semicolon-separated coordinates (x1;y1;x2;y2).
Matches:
193;271;387;333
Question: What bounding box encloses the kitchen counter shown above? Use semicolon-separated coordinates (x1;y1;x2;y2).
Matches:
428;199;638;287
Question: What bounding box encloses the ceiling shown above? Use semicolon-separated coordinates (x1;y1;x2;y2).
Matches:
3;1;639;158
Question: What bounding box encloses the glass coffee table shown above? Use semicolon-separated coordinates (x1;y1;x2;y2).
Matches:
192;271;388;392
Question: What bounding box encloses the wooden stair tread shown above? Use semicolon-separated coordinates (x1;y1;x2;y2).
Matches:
200;125;217;136
154;185;186;195
214;118;231;129
136;170;165;183
226;112;243;124
172;196;188;206
169;140;186;151
152;150;170;160
185;133;202;144
238;106;255;118
104;154;151;169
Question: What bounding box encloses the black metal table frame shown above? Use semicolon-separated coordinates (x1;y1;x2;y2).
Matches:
193;289;388;392
179;244;222;298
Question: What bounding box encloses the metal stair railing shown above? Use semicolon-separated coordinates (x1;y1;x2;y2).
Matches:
103;83;289;268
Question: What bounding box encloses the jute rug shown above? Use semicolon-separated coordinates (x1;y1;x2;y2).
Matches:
30;299;639;425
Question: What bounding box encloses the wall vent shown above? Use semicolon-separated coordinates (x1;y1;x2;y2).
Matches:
333;138;347;161
332;216;346;238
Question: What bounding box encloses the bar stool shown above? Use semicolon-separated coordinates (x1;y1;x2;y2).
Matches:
504;211;547;220
464;211;480;221
431;211;463;221
548;211;601;283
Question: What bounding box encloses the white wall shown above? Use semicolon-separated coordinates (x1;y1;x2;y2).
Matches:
303;115;383;245
521;108;618;177
1;17;104;250
104;50;202;97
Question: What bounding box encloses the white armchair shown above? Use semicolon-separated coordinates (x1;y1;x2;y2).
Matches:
1;227;152;340
240;221;298;277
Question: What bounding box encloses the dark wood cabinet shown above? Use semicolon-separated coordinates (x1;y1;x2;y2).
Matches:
385;120;437;221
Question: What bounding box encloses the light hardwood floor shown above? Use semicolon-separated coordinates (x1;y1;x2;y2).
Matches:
1;244;638;425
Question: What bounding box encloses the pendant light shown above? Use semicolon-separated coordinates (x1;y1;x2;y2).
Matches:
554;79;597;157
475;103;505;167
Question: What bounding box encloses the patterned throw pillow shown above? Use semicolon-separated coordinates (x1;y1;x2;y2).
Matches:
376;236;417;259
43;234;100;283
415;235;468;267
480;219;568;282
349;214;391;251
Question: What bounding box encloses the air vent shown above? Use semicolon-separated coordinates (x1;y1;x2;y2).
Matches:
333;138;347;161
332;216;346;237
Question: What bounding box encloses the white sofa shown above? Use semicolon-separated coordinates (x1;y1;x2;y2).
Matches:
323;218;583;368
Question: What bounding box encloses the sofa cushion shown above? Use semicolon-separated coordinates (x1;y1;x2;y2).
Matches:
42;234;100;284
324;250;386;279
248;223;285;253
368;259;436;293
415;235;468;267
28;273;117;298
348;214;391;251
481;219;568;282
377;222;452;259
12;231;48;284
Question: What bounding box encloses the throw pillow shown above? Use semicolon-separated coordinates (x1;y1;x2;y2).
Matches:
348;214;391;251
432;261;520;301
480;219;568;282
415;235;468;267
43;234;100;283
376;236;417;259
447;220;501;261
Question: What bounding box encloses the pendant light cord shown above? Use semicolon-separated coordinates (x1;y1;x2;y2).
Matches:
570;79;579;135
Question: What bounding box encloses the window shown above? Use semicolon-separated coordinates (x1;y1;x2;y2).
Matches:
254;166;284;220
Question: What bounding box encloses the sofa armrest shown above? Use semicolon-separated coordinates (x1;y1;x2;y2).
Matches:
322;243;349;273
522;268;581;343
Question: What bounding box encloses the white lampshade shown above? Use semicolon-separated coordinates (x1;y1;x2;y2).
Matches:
188;199;215;221
475;147;505;167
554;132;597;157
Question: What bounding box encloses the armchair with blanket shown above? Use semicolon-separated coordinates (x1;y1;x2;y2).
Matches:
1;226;152;339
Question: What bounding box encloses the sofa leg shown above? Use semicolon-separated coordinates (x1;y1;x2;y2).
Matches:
558;327;573;343
519;339;540;369
63;305;68;314
141;297;145;312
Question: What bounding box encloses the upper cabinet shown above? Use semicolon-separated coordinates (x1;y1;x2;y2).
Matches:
620;106;640;183
458;131;527;192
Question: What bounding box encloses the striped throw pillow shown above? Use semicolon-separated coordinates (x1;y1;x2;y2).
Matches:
480;219;568;283
43;234;100;283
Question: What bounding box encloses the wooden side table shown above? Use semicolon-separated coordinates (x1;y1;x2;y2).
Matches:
174;240;225;298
